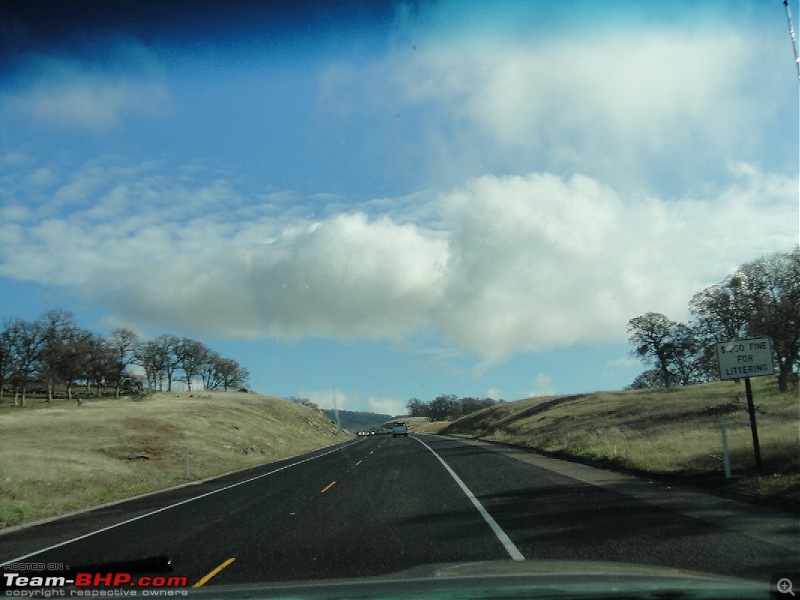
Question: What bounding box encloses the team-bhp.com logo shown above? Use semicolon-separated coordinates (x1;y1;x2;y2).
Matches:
2;561;187;597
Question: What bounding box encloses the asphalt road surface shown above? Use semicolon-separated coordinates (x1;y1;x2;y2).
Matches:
1;434;797;589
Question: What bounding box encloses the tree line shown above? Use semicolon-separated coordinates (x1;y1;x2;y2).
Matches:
627;247;799;392
406;395;501;421
0;308;250;406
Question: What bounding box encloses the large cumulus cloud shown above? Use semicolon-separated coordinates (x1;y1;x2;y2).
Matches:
105;212;449;340
0;158;794;361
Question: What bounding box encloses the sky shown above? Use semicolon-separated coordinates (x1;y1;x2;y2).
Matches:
0;0;797;416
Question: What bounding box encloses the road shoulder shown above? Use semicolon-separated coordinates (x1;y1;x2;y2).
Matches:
437;435;799;553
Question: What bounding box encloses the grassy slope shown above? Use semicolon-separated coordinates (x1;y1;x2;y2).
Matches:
441;378;799;503
0;391;351;529
405;416;451;434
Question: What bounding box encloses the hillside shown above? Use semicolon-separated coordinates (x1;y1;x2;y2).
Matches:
0;390;351;529
440;378;799;504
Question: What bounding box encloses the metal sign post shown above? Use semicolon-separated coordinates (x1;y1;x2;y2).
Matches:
715;338;775;470
743;378;761;468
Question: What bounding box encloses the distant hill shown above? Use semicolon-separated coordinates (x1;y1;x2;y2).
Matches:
321;409;397;431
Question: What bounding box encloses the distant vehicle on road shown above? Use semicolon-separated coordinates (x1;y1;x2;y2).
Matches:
390;421;408;437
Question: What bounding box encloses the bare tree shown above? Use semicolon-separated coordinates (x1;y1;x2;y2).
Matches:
175;337;209;391
690;278;751;380
458;396;498;416
690;279;750;342
154;334;181;392
666;323;705;386
106;328;139;397
38;309;82;402
214;357;249;391
82;333;117;396
0;309;260;402
736;248;800;391
0;328;10;402
429;394;459;421
690;247;800;391
627;369;665;389
58;327;95;402
627;312;681;388
1;318;45;406
200;350;224;390
406;398;429;418
198;352;249;391
136;339;169;391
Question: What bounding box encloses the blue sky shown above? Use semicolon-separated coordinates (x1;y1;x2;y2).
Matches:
1;1;797;415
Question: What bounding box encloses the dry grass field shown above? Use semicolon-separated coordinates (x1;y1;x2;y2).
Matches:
441;377;799;503
405;416;450;434
1;379;795;531
0;391;350;529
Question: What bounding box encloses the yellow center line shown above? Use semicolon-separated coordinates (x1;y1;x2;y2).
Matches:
320;480;336;493
192;557;235;588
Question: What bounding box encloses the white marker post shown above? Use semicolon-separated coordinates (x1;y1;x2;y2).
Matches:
715;338;776;469
719;415;732;479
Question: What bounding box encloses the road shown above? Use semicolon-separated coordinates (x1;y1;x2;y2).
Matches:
0;434;797;589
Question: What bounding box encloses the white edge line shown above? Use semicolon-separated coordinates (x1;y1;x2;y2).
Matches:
1;441;357;537
412;436;525;562
0;439;361;567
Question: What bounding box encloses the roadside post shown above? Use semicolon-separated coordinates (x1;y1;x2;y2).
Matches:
715;337;776;470
718;415;732;479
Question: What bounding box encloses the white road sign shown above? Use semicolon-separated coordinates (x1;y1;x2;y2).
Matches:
716;338;775;381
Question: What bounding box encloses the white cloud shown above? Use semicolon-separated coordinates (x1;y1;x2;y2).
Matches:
0;3;793;405
606;357;640;370
529;374;556;398
3;51;171;131
8;79;170;130
300;389;404;416
431;167;796;362
302;388;353;411
366;396;407;417
0;159;794;362
103;212;448;340
324;6;792;195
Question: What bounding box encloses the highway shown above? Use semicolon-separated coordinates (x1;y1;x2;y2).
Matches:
0;434;797;589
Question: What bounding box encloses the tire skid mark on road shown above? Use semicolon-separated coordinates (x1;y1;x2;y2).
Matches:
413;436;525;562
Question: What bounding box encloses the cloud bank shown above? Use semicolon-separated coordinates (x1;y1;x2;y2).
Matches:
0;157;794;362
3;48;171;131
0;2;795;369
334;3;795;195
